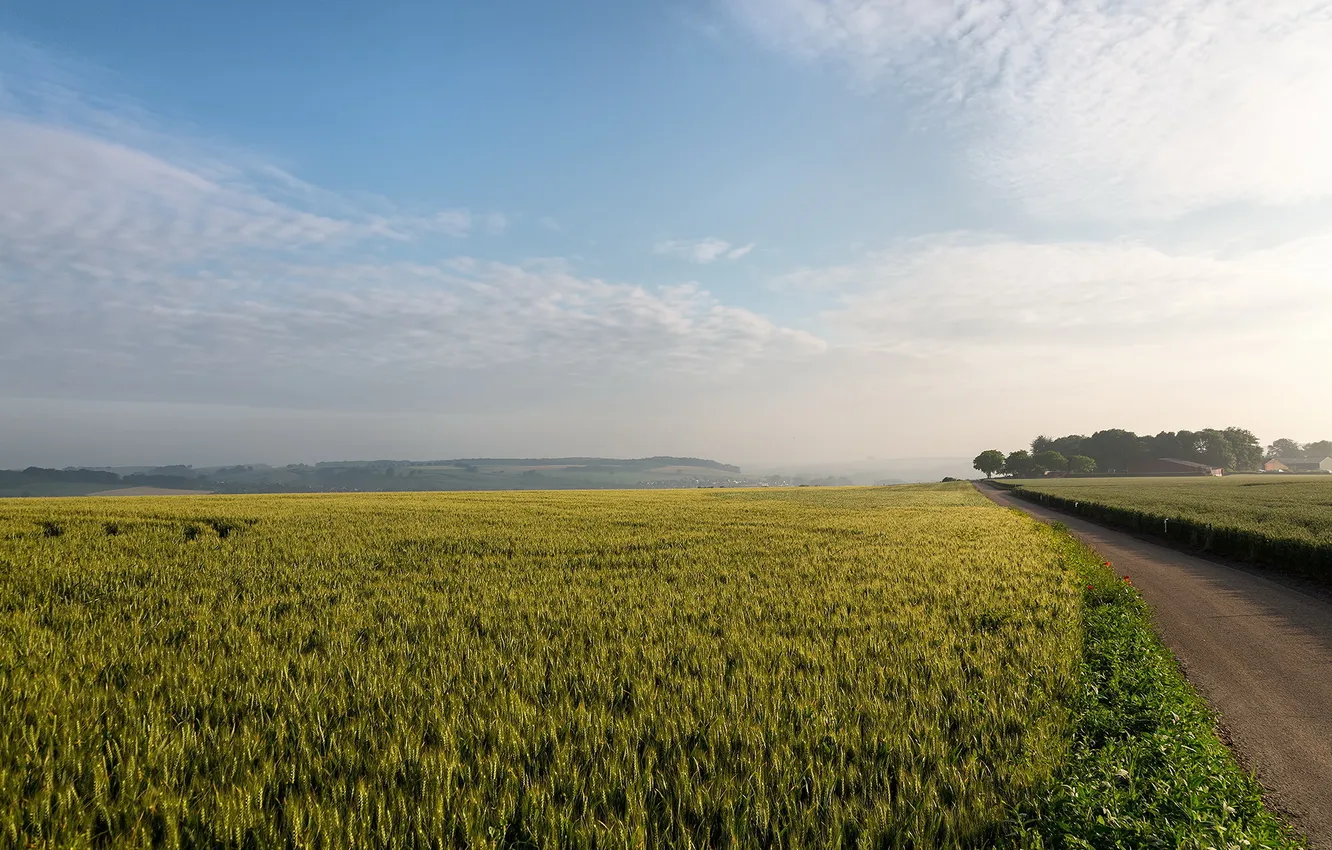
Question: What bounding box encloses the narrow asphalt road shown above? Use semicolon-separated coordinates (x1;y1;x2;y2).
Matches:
979;484;1332;848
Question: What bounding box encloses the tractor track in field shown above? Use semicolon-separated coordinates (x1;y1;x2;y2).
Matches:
978;483;1332;848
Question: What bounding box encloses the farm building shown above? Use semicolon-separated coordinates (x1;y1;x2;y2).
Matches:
1127;457;1225;476
1276;457;1332;473
1263;459;1290;472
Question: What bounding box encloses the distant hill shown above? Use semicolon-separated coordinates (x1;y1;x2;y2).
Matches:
0;457;899;497
0;457;747;497
0;467;210;498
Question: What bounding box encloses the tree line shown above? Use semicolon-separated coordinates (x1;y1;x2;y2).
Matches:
970;427;1332;478
1264;438;1332;462
0;467;208;491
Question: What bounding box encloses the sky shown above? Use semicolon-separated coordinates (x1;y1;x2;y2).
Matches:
2;0;1331;468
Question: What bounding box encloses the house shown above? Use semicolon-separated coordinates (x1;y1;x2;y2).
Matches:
1279;457;1332;473
1263;459;1290;472
1127;457;1225;476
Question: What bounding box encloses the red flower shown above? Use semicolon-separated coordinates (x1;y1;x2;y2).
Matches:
1123;576;1132;584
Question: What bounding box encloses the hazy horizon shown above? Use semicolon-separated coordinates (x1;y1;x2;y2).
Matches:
1;395;980;470
0;396;1318;476
3;2;1330;467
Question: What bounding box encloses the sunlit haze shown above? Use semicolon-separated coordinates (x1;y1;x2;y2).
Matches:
3;1;1331;470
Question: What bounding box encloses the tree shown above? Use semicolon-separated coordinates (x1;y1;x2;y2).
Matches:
1144;430;1189;460
1195;429;1238;471
1267;438;1303;460
1304;440;1332;460
1031;435;1055;455
1004;450;1037;478
1067;455;1096;473
1033;450;1067;473
1083;429;1144;472
1033;434;1086;458
1221;427;1263;471
973;450;1006;479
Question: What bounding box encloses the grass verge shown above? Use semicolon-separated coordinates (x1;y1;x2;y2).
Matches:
1006;522;1305;849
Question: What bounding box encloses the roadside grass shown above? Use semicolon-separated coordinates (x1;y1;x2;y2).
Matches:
1006;522;1305;849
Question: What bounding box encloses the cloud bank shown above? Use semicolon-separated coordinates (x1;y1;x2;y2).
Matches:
727;0;1332;220
795;234;1332;354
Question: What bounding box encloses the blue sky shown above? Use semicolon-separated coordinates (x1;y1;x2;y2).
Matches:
2;0;1331;467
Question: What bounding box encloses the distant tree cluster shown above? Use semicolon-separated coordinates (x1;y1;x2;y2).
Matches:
1265;439;1332;461
974;427;1268;478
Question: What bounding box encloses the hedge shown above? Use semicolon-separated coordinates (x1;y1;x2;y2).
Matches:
1004;487;1332;582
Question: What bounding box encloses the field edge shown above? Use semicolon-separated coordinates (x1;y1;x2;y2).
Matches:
991;479;1332;585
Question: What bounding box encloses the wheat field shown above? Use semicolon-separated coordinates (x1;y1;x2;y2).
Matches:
0;484;1083;848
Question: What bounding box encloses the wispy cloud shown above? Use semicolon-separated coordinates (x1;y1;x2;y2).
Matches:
654;237;756;263
0;42;822;412
0;254;827;409
784;232;1332;353
727;0;1332;221
0;119;359;274
0;37;507;264
428;210;473;238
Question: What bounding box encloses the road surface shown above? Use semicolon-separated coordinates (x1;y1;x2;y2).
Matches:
980;484;1332;848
